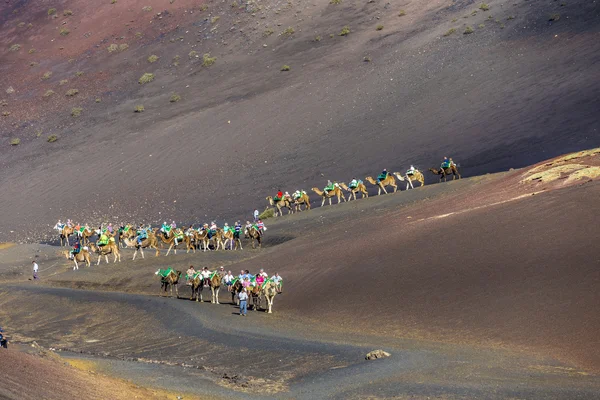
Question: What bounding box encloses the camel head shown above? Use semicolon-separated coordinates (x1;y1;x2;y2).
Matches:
393;172;405;181
428;168;439;174
365;176;376;184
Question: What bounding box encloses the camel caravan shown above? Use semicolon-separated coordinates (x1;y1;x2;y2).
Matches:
52;157;460;269
156;266;282;314
54;219;267;268
264;157;460;213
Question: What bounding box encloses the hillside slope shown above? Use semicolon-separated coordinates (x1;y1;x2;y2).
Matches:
0;0;599;240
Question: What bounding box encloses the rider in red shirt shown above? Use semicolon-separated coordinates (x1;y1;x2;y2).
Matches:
276;190;283;200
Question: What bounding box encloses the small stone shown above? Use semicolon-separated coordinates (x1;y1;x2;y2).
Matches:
365;350;391;360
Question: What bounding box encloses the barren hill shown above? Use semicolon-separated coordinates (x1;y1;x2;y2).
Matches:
0;0;599;240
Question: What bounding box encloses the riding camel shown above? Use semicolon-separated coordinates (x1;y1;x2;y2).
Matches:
266;196;293;217
89;240;121;265
159;229;195;256
119;225;136;247
365;175;397;195
59;226;74;247
311;186;346;207
292;192;311;212
222;229;243;250
62;248;91;270
339;182;368;201
393;171;425;190
78;227;97;245
156;269;181;298
245;226;262;249
429;165;461;182
122;233;160;260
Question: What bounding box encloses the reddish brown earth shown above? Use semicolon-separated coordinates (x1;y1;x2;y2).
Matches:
0;346;201;400
0;0;599;240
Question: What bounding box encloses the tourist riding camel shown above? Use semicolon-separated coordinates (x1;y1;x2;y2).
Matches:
89;238;121;265
292;190;311;211
339;179;368;201
429;157;461;182
159;228;195;256
266;195;293;216
365;170;397;195
393;167;425;190
122;230;160;260
311;184;346;207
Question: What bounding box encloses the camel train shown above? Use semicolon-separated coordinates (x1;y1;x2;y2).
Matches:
55;161;460;264
155;268;279;314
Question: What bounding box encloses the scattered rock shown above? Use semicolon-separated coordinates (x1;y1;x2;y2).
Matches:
365;349;390;360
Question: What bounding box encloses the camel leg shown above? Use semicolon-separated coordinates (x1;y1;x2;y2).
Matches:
132;249;137;260
97;255;101;266
215;287;220;304
104;255;109;264
73;260;78;270
175;284;179;299
321;198;325;207
239;240;243;250
165;244;173;256
211;287;215;304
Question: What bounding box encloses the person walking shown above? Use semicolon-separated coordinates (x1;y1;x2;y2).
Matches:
253;209;259;222
238;288;249;316
32;261;39;280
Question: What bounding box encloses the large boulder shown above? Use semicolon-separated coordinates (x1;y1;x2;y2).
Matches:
365;350;391;360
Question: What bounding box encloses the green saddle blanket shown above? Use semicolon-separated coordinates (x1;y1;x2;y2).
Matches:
273;196;282;202
324;186;334;192
377;173;388;181
156;268;175;278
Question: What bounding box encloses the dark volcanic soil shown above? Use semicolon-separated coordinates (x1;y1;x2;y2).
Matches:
0;0;599;241
1;151;599;398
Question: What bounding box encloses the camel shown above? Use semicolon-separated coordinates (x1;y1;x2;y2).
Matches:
429;165;461;182
249;284;263;311
156;268;181;298
77;227;97;245
194;229;210;252
89;240;121;265
339;182;368;201
122;233;160;260
262;281;278;314
266;196;293;217
292;192;311;212
210;272;222;304
311;186;346;207
59;226;74;246
118;225;136;247
393;171;425;190
365;175;397;195
63;248;91;270
245;226;262;249
189;274;206;302
231;280;243;305
222;229;243;250
159;229;195;256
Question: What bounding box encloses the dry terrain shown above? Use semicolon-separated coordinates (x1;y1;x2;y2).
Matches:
0;149;599;398
0;0;598;240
